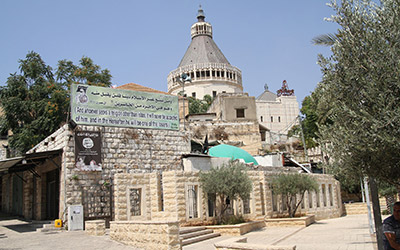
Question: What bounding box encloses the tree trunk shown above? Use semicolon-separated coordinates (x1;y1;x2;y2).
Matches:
369;177;384;250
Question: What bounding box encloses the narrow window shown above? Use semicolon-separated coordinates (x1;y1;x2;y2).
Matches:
207;193;216;217
196;71;200;78
212;71;215;77
278;116;281;122
272;189;277;212
329;184;333;206
322;184;327;207
212;91;217;98
271;116;273;122
282;195;288;211
192;92;196;98
217;71;220;77
129;188;142;216
187;185;199;218
206;71;210;77
221;71;225;77
260;116;263;122
243;198;251;214
236;109;245;118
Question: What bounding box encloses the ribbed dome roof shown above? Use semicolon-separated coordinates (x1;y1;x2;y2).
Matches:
178;6;230;67
178;35;230;67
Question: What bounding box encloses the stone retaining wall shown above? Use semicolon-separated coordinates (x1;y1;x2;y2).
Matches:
206;221;265;236
264;215;315;227
110;220;181;250
85;220;106;236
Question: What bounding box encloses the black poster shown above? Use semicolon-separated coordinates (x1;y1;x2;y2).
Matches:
74;131;102;171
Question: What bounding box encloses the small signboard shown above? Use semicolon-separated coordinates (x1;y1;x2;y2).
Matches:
75;131;102;171
70;84;179;130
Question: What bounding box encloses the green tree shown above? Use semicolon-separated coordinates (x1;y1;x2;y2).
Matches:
315;1;400;247
188;94;213;114
288;95;320;148
316;0;400;186
199;160;252;224
0;51;112;154
270;173;319;218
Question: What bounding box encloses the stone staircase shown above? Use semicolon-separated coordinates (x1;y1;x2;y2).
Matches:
179;227;221;246
344;202;369;215
35;221;64;233
344;199;390;215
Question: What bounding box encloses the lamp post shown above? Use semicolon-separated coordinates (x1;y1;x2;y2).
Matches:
179;73;192;130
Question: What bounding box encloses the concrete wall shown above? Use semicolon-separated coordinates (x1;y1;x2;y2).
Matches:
182;156;230;172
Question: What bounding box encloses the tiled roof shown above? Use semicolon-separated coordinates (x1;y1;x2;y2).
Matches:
256;90;277;101
117;83;171;95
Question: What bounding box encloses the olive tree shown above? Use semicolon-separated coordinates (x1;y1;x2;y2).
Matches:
315;1;400;248
270;173;319;218
199;160;252;224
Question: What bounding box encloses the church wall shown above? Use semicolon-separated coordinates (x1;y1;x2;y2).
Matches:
256;96;300;144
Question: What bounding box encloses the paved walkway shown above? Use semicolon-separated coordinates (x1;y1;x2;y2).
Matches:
0;213;378;250
184;214;378;250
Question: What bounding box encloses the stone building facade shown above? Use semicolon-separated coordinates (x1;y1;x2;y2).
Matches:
256;82;300;144
0;123;190;221
188;93;264;155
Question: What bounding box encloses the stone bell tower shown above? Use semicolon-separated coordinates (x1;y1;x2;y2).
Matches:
167;6;243;99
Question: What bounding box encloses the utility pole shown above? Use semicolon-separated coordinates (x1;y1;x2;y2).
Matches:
179;73;191;130
298;115;309;162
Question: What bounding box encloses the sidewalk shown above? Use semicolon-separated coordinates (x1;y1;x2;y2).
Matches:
184;214;378;250
0;213;377;250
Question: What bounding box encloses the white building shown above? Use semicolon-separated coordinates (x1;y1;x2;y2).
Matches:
256;81;300;144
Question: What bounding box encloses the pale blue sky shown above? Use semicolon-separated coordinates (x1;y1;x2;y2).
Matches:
0;0;338;106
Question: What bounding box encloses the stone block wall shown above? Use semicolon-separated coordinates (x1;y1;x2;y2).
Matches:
110;220;181;250
85;220;106;236
263;172;343;220
28;124;190;221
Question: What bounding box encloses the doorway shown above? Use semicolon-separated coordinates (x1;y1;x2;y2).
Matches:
46;169;59;219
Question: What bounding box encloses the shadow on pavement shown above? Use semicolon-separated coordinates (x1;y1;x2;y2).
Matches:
4;223;39;233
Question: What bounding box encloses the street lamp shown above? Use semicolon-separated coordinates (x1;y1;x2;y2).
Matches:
179;73;192;130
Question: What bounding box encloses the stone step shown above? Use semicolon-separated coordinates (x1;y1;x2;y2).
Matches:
181;232;221;246
180;229;215;240
36;222;64;233
179;227;206;235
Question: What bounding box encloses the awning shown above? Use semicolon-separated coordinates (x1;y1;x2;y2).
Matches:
0;157;23;174
0;149;62;175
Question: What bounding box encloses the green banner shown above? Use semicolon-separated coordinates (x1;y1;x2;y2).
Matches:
70;84;179;130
